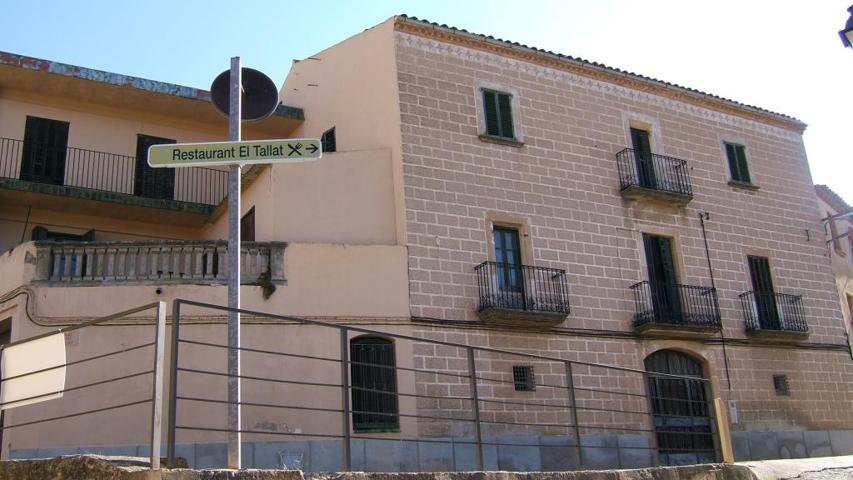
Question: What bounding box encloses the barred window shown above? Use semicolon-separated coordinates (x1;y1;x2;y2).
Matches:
350;336;399;432
513;365;535;391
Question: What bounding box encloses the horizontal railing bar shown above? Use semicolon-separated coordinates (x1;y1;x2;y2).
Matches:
177;395;343;414
0;370;153;408
178;338;338;364
0;342;155;384
174;299;708;382
176;425;344;439
0;399;151;431
477;397;571;409
572;386;649;398
1;304;159;349
176;367;340;389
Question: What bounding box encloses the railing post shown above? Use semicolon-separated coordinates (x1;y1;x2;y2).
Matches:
563;361;583;470
467;347;484;470
340;328;351;471
643;372;661;466
150;301;167;470
166;301;181;467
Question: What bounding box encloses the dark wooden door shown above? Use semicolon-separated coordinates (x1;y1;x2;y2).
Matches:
645;350;715;465
135;134;176;200
748;256;780;329
21;116;69;185
631;128;656;188
644;234;683;323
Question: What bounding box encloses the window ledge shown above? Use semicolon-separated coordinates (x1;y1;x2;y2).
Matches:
728;180;760;191
479;134;524;148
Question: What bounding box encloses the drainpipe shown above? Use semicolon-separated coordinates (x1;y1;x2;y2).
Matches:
699;211;732;390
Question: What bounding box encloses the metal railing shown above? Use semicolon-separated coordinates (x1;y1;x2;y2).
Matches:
630;281;721;329
0;302;167;469
32;240;286;285
615;148;693;197
474;261;570;314
0;137;227;206
738;291;808;333
166;299;721;471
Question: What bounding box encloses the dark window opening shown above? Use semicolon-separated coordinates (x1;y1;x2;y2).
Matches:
493;226;523;295
513;365;535;391
135;134;176;200
483;89;514;139
748;255;779;330
241;207;255;242
631;128;656;189
725;142;751;184
643;234;682;324
21;116;69;185
321;127;336;153
773;374;789;396
350;336;399;432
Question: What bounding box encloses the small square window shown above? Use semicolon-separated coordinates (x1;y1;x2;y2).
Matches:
773;374;789;396
513;365;535;392
724;142;751;184
321;127;336;153
483;89;514;139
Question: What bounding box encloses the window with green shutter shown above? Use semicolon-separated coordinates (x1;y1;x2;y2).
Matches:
724;142;751;183
483;89;514;139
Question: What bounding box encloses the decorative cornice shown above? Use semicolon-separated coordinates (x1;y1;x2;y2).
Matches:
394;18;806;134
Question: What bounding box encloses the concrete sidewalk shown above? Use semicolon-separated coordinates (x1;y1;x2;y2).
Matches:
740;455;853;479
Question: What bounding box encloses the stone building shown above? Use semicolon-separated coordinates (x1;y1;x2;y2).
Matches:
0;15;852;470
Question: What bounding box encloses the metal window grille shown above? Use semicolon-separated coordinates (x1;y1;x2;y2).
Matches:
350;337;399;432
513;365;535;391
773;374;789;396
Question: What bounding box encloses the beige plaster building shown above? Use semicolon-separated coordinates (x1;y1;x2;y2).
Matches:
0;15;852;471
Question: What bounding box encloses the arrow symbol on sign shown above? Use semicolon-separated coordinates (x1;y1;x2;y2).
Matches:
287;143;303;156
305;144;318;154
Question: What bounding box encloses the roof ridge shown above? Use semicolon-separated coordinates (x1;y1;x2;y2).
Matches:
395;14;804;128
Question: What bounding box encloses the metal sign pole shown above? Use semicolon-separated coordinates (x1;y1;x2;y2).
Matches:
227;56;242;470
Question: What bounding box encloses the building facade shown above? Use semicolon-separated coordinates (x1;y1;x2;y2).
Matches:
0;15;852;471
815;184;853;349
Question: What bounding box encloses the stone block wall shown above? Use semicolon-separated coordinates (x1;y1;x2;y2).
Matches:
394;27;853;440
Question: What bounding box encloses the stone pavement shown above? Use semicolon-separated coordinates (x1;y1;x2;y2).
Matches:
740;455;853;479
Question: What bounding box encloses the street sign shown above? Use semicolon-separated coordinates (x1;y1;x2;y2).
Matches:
147;138;322;168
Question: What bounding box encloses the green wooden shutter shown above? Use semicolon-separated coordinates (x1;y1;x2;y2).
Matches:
725;143;739;180
483;90;499;136
735;145;751;183
497;93;514;139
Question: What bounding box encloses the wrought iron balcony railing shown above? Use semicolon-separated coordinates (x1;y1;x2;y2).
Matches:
738;291;808;333
0;137;227;206
474;261;570;315
630;281;721;329
616;148;693;197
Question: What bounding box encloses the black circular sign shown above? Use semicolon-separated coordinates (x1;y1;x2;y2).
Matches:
210;67;279;121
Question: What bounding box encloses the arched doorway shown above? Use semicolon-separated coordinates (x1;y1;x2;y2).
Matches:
644;350;716;465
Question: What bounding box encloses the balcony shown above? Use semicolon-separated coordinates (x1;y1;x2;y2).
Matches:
32;240;286;285
630;281;721;338
474;261;570;327
615;148;693;205
0;138;227;224
738;291;809;341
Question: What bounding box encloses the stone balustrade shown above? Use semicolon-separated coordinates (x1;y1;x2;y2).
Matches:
32;240;286;285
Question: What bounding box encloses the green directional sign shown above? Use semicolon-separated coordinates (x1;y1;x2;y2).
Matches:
147;138;322;168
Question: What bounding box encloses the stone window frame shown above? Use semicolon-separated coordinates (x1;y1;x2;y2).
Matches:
484;213;534;266
474;80;524;147
633;224;686;286
621;112;665;156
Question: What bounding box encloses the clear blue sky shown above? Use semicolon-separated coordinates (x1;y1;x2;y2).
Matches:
3;1;852;203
